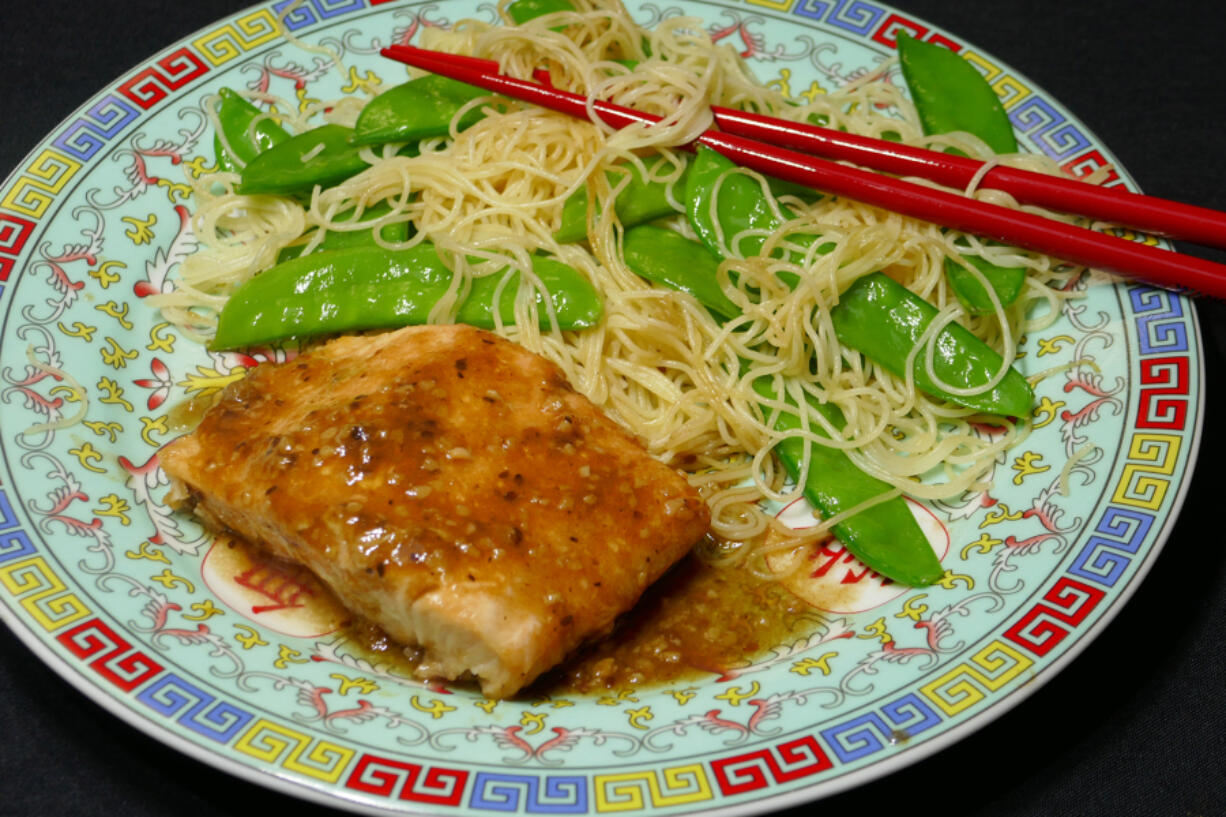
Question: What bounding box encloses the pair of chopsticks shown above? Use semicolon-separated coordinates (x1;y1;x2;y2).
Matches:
381;44;1226;299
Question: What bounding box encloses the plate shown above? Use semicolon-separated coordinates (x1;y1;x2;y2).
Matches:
0;1;1202;815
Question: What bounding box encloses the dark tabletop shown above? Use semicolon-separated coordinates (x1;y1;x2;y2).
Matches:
1;1;1223;815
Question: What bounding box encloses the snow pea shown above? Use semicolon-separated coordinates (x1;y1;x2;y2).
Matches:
275;202;412;263
506;0;651;55
507;0;575;24
681;145;1030;415
211;87;290;173
621;225;739;320
830;272;1033;417
237;124;370;196
943;248;1027;315
897;34;1027;314
896;32;1017;156
621;224;940;586
351;75;492;147
751;376;942;586
211;245;602;350
556;156;688;244
685;145;827;263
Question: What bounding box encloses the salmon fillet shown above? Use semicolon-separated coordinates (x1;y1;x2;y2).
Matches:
159;324;709;698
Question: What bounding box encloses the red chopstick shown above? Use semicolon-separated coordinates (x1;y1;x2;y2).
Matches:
388;47;1226;252
381;44;1226;299
710;107;1226;251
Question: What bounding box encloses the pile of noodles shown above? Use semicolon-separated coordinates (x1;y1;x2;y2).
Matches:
157;0;1107;574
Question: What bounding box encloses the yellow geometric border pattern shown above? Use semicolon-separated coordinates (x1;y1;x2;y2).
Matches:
192;9;282;67
1112;433;1182;511
919;640;1033;717
0;556;92;631
594;764;713;812
233;718;356;783
0;149;83;220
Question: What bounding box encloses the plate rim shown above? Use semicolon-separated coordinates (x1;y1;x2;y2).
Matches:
0;1;1205;814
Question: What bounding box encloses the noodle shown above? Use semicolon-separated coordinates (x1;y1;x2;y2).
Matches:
1059;443;1098;496
19;345;89;436
162;0;1096;572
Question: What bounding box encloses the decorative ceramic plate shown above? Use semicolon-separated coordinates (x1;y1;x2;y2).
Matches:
0;1;1201;814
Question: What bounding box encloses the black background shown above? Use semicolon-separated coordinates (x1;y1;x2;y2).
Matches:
1;2;1223;815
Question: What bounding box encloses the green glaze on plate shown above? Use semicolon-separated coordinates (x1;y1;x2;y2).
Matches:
0;1;1201;814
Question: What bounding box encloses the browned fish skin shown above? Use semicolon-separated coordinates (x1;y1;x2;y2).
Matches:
159;325;710;698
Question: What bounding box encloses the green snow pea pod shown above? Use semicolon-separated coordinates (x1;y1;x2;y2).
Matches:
621;225;739;320
679;145;1031;415
453;255;599;329
507;0;575;24
555;156;689;244
275;202;412;263
211;87;290;174
830;272;1033;417
351;75;492;147
896;33;1027;313
237;124;371;196
685;145;827;262
896;32;1018;155
554;191;588;244
211;245;602;350
751;377;942;587
621;224;939;586
508;0;652;54
943;248;1027;315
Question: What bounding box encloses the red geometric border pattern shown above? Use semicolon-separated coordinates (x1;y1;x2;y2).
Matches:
1061;148;1125;188
1002;577;1107;658
0;212;35;283
710;735;833;796
118;47;211;109
345;754;469;806
870;12;961;51
55;617;165;692
1136;355;1190;430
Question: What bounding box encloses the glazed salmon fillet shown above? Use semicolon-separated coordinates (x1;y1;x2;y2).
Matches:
160;324;709;698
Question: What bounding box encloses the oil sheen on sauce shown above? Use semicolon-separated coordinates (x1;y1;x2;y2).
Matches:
229;534;832;696
533;549;824;694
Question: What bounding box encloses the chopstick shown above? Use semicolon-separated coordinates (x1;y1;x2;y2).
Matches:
386;47;1226;252
381;44;1226;299
711;107;1226;251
